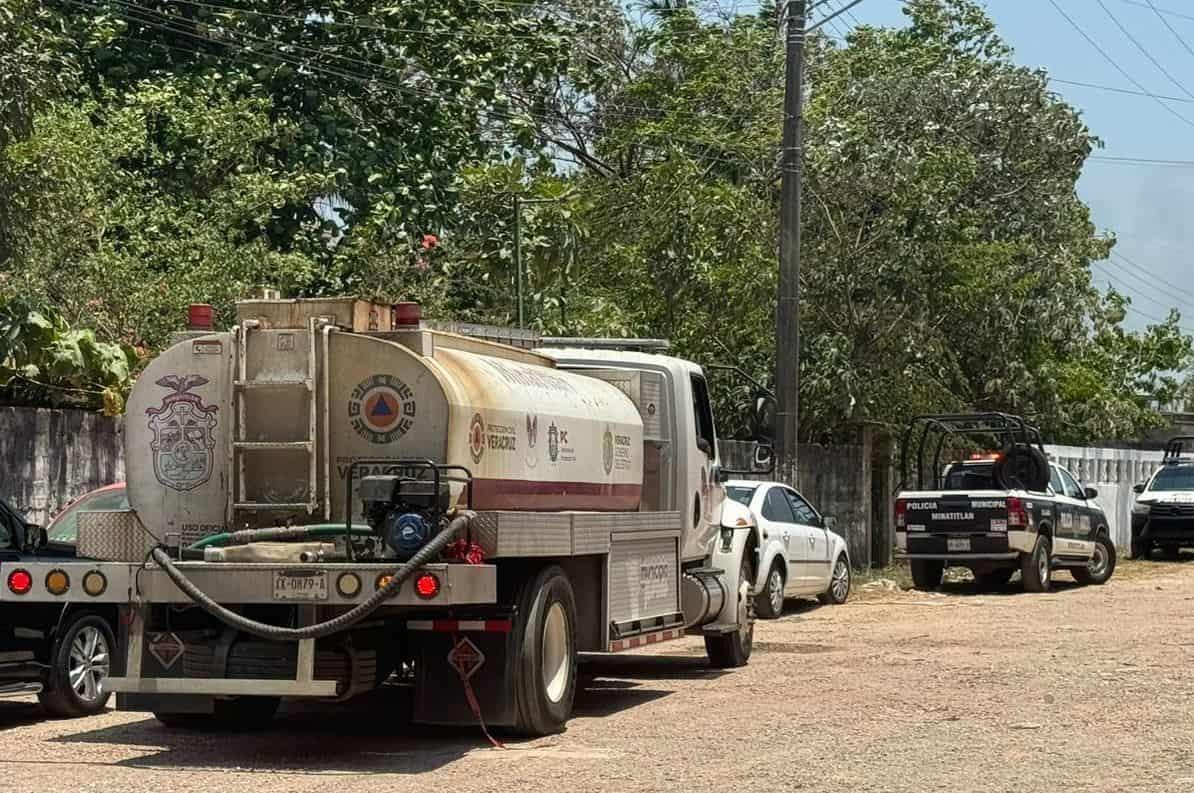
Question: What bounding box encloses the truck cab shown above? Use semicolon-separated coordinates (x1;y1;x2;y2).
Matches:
536;342;725;562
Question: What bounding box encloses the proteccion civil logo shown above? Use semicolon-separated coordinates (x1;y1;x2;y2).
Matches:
469;413;486;463
348;374;416;444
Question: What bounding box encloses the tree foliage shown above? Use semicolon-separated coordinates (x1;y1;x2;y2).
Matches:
0;297;136;414
0;0;1189;440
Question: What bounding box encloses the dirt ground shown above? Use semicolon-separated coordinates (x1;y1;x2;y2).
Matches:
3;558;1194;793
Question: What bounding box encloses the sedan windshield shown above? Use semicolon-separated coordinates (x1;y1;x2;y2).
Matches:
725;485;757;507
1149;466;1194;492
47;488;129;544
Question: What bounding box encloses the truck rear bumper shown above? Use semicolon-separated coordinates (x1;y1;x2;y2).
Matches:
136;561;496;606
896;529;1034;559
896;551;1019;561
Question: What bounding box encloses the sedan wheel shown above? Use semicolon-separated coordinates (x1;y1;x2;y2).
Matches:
754;563;785;619
819;555;850;605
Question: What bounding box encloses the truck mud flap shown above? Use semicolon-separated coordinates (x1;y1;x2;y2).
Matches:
411;622;516;728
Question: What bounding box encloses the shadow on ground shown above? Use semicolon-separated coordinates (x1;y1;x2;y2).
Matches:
0;698;46;731
33;655;722;773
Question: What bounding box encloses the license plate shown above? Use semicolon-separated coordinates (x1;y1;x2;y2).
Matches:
947;538;971;552
272;570;328;601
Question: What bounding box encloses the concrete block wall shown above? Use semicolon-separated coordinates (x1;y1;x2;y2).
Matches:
0;407;124;526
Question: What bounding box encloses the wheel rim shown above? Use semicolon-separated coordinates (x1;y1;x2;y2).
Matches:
768;569;784;614
69;626;109;704
831;559;850;601
1089;542;1108;578
1038;549;1049;584
541;602;571;705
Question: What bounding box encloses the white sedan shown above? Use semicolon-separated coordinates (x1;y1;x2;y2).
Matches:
724;480;852;618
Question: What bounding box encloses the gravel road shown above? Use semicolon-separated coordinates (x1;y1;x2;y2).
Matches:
3;560;1193;793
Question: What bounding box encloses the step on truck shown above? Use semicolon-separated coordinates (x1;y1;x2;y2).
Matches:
73;298;773;735
894;413;1116;592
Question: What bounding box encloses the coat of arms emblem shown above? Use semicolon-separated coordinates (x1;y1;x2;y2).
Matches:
145;374;219;491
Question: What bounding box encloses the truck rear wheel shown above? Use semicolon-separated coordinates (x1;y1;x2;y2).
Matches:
512;565;578;736
910;560;943;591
705;551;755;668
1021;536;1052;593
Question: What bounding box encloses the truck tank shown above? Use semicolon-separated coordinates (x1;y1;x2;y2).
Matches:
124;299;644;543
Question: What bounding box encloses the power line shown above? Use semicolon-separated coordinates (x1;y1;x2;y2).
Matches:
1095;0;1194;101
1087;154;1194;166
1110;250;1194;303
1120;0;1194;24
1047;0;1194;131
1049;77;1194;105
1142;0;1194;63
1093;261;1193;327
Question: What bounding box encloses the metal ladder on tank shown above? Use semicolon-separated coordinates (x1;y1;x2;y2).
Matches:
227;318;322;526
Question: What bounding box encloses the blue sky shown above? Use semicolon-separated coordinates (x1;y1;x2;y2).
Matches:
821;0;1194;333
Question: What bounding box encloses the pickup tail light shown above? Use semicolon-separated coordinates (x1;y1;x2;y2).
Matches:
895;500;907;529
1007;497;1028;528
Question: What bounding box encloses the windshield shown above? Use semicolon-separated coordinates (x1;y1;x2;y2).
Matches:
725;485;757;507
47;487;129;544
942;463;995;490
1149;466;1194;493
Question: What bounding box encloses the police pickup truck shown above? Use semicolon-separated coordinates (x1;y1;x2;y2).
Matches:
1130;436;1194;559
895;414;1116;593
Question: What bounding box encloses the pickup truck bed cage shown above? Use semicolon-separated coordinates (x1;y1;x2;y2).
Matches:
900;413;1045;491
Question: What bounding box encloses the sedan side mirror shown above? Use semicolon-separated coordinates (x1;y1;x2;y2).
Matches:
21;523;46;553
822;515;838;533
1133;483;1145;494
1084;486;1099;500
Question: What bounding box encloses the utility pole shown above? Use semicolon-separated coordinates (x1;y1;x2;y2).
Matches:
776;0;805;488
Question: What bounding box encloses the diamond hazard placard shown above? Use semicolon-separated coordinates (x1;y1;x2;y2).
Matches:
147;632;185;670
447;637;486;680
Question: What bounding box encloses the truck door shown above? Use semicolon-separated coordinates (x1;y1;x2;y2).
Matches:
758;486;801;594
785;488;831;591
1056;466;1096;555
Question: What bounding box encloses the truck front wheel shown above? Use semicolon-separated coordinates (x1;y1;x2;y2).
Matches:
1073;534;1116;586
705;551;755;668
910;560;943;591
512;565;578;736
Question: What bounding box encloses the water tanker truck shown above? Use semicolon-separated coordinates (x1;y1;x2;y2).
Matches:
67;297;771;735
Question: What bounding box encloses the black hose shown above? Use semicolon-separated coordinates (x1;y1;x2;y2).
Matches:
148;513;473;643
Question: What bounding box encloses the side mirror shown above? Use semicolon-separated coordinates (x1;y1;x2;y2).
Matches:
751;394;777;443
822;515;838;533
697;437;713;458
1133;483;1145;494
22;523;46;553
1084;486;1099;500
753;443;775;474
